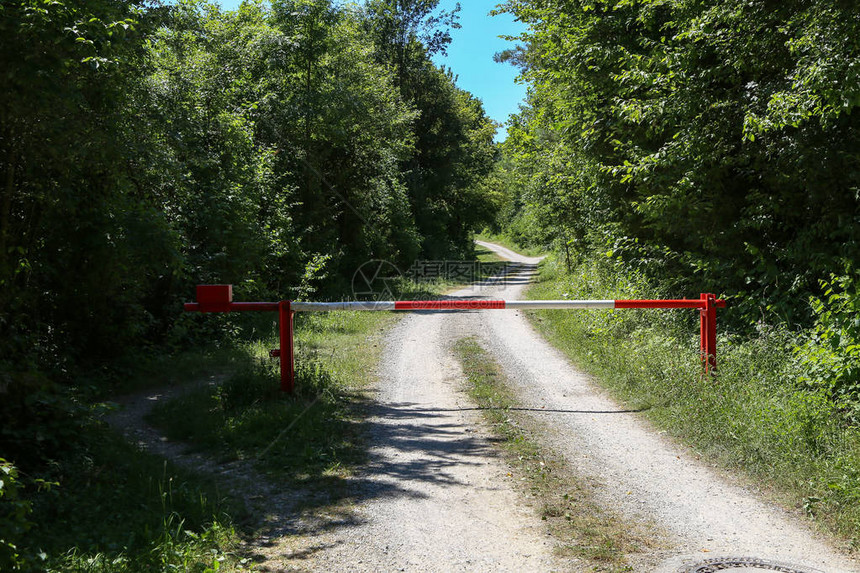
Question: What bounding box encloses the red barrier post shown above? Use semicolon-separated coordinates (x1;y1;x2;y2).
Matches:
195;284;233;312
700;293;717;373
278;300;295;393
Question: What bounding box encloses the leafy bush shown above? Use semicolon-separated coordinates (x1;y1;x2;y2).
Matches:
796;274;860;423
0;458;46;572
496;0;860;327
0;373;89;472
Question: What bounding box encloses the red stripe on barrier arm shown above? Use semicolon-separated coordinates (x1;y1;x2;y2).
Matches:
394;300;506;310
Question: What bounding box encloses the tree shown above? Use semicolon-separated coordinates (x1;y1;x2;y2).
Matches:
364;0;461;91
0;0;171;367
363;0;499;258
496;0;860;324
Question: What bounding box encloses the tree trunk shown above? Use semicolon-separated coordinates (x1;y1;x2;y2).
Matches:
563;236;571;273
0;142;14;272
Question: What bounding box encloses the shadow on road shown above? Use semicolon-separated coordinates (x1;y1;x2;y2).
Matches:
243;399;506;564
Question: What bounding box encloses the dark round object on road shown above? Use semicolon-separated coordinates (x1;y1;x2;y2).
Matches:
679;556;821;573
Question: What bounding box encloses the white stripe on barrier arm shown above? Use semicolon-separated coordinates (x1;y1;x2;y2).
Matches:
291;301;396;311
505;300;616;310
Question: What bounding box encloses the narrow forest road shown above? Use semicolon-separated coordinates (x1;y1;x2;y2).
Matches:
469;242;858;573
285;241;858;572
107;242;859;572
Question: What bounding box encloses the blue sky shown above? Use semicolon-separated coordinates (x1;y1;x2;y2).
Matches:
431;1;528;141
204;1;528;140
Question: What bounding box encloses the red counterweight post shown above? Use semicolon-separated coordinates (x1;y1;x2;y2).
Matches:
279;301;295;393
700;293;718;373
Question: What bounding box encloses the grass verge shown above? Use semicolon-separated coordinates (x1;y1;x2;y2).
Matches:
23;428;248;572
525;254;860;548
452;336;659;572
148;310;397;485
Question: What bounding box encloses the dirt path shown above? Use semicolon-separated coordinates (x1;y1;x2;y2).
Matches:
104;377;327;559
469;240;858;573
106;242;859;572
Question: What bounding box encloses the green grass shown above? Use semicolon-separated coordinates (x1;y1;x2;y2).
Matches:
24;428;249;572
453;337;658;571
525;254;860;548
148;311;397;484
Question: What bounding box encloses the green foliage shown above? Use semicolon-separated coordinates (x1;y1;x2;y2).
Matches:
2;415;243;572
0;0;172;366
364;0;498;259
0;0;496;377
796;273;860;423
0;372;91;474
0;459;46;572
495;0;860;325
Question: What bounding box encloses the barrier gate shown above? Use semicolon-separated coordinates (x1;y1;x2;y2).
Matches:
184;285;726;393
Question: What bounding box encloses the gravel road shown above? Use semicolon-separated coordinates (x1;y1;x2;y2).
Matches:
107;242;859;572
269;241;859;572
469;241;858;573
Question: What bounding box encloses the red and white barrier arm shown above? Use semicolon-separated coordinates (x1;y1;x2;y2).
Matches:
282;299;726;312
185;299;726;312
183;285;726;393
289;300;609;311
